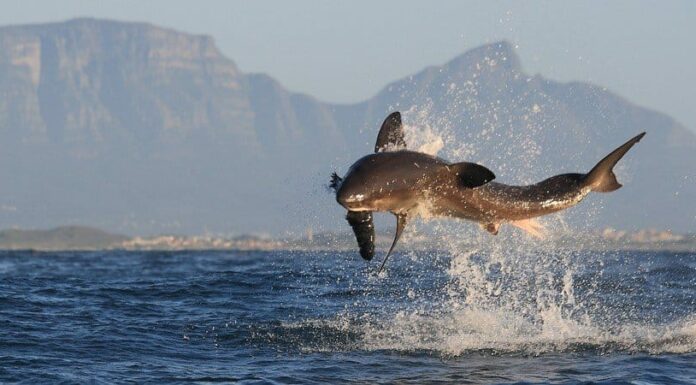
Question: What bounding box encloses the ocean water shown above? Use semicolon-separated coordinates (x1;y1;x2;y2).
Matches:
1;248;695;384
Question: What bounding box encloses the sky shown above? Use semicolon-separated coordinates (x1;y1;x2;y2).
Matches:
1;0;694;132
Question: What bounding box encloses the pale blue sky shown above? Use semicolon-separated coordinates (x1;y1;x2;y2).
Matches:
2;0;694;131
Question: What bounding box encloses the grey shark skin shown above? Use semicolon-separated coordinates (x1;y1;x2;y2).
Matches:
331;112;645;272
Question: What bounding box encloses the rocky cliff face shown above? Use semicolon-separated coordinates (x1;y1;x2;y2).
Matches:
0;19;254;149
0;19;693;234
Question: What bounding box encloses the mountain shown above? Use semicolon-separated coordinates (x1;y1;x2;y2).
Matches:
0;18;693;234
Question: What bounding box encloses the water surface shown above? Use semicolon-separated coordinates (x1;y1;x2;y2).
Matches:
1;249;694;384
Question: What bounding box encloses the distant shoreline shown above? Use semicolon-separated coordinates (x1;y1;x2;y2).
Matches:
0;225;694;253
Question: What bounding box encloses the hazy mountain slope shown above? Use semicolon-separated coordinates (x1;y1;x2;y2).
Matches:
340;42;695;231
0;18;255;148
0;19;692;234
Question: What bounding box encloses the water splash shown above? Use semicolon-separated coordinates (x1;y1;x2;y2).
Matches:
358;307;696;356
269;240;696;356
277;80;695;358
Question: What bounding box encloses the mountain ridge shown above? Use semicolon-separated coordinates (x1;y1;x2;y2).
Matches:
0;19;693;234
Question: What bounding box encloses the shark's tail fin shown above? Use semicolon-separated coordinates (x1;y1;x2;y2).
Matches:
584;132;645;192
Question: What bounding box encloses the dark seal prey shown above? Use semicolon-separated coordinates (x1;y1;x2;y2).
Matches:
330;112;645;272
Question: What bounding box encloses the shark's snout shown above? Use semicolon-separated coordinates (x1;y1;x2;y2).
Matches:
341;194;365;205
337;191;366;210
336;181;370;211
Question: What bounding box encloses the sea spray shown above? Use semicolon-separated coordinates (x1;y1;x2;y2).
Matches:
271;82;696;357
343;93;693;356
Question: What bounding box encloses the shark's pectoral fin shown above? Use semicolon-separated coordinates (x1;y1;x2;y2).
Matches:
378;213;407;274
448;162;496;188
375;112;407;152
346;211;375;261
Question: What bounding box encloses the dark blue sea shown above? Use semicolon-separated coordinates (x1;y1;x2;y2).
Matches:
1;247;695;384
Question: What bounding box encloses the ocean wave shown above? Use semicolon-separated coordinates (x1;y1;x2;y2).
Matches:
253;312;696;356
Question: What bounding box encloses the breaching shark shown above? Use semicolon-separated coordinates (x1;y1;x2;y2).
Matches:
330;112;645;273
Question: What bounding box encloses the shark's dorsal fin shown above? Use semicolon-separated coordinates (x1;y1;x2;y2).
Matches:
346;211;375;261
377;213;407;274
375;112;406;153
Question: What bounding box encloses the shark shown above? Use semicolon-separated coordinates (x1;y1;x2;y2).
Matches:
330;112;645;272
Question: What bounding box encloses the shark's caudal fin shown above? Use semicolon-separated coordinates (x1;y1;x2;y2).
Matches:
346;211;375;261
584;132;646;192
375;112;407;152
